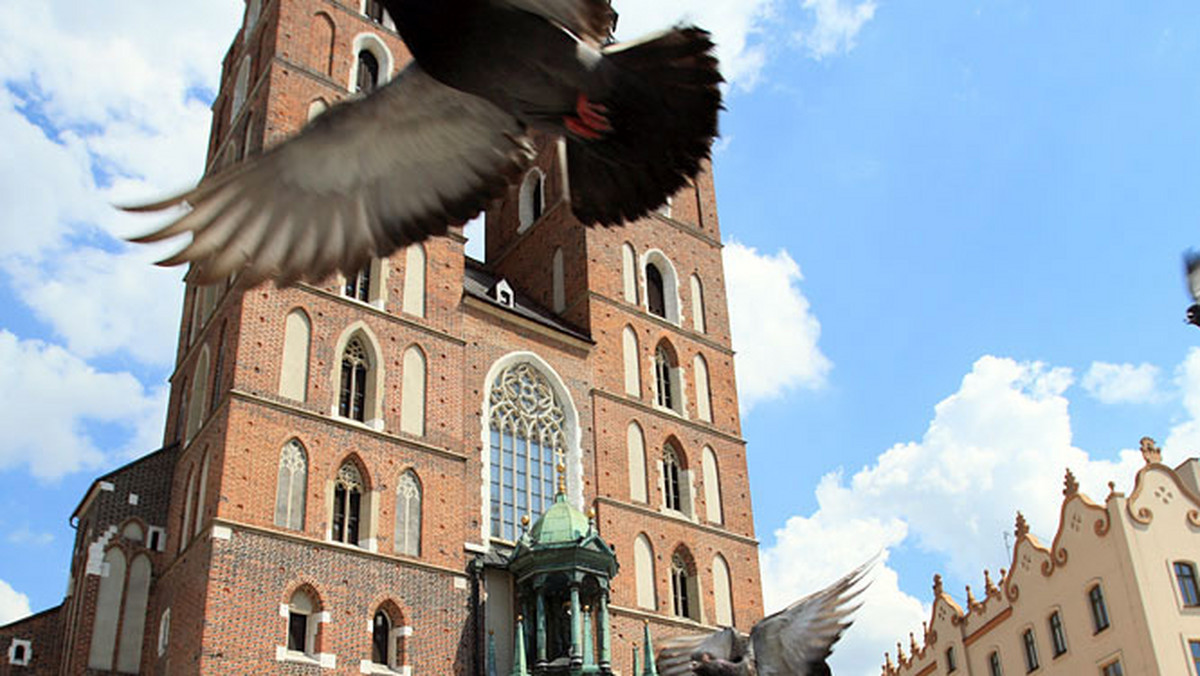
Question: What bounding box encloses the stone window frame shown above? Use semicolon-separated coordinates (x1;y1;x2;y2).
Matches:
277;586;334;668
478;352;582;546
340;258;388;309
669;546;702;623
330;460;368;548
7;639;31;666
641;249;681;324
275;439;308;531
349;33;395;95
361;601;413;675
394;469;422;557
331;323;386;430
518;168;546;233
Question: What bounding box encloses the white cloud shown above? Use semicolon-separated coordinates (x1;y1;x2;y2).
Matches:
1165;347;1200;456
1081;361;1163;405
0;580;31;626
795;0;878;60
0;0;235;366
760;355;1163;675
613;0;776;88
7;526;54;547
723;241;832;412
0;331;165;480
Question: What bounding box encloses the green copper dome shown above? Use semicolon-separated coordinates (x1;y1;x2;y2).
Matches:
526;493;589;547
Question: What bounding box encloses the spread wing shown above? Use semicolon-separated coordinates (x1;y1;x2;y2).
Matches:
1185;250;1200;302
656;627;741;676
750;560;873;676
497;0;616;42
127;63;533;286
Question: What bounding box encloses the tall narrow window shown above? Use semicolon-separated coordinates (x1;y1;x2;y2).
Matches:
663;445;683;513
945;646;957;672
1021;628;1039;672
634;534;656;610
280;310;311;402
179;468;195;552
231;56;251;122
1048;611;1067;657
287;590;316;655
519;170;545;231
646;263;666;318
552;247;565;313
712;554;733;626
694;353;712;423
117;554;151;673
194;451;211;536
356;50;380;94
332;463;363;546
400;346;426;436
622;326;640;397
988;651;1003;676
622;243;638;303
345;266;371;302
186;348;211;442
340;339;369;422
670;553;698;621
372;610;391;665
403;244;426;317
1089;584;1110;633
211;324;225;412
654;345;678;412
702;446;723;525
1176;561;1199;606
1190;641;1200;673
395;471;421;556
275;440;308;531
627;422;647;503
364;0;385;22
1101;660;1124;676
88;548;126;670
488;363;565;541
690;274;706;333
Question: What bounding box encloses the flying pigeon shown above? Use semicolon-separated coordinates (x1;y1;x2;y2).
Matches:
655;560;872;676
127;0;722;286
1186;250;1200;328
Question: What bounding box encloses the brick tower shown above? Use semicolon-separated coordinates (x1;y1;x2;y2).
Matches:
10;1;764;674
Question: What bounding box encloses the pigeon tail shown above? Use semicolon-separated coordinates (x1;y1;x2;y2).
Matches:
566;26;723;226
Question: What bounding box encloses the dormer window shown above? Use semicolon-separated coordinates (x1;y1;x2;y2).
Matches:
493;280;515;308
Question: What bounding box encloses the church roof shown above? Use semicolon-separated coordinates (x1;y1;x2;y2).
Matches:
462;261;592;343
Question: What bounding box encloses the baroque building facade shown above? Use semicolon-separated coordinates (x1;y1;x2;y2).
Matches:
0;0;764;673
882;439;1200;676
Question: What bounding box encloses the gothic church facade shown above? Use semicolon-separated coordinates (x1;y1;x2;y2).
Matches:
0;1;763;674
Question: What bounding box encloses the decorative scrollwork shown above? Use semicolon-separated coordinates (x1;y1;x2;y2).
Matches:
1131;506;1154;525
1188;509;1200;528
489;362;566;446
1094;513;1111;536
1005;580;1020;603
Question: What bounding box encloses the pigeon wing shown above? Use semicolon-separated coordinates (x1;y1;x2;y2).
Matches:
1185;250;1200;302
496;0;615;42
127;63;533;286
656;628;740;676
749;561;872;676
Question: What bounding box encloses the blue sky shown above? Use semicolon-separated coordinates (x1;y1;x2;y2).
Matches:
0;1;1198;674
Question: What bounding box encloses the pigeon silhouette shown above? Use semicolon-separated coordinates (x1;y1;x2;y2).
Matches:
655;560;872;676
127;0;722;286
1186;250;1200;328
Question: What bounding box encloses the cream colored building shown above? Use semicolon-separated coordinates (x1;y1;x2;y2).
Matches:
883;438;1200;676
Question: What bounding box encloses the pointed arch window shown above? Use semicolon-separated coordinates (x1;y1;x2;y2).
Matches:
654;345;680;413
403;244;426;317
690;274;706;333
519;169;545;231
280;310;311;402
622;243;638;303
88;548;126;670
622;326;640;397
117;554;151;673
275;440;308;531
694;353;712;422
332;463;363;546
179;468;195;552
647;264;666;318
712;554;733;626
670;552;697;621
287;589;318;656
663;445;683;513
702;446;723;524
372;610;391;664
634;534;656;610
356;50;380;94
395;471;421;556
488;362;565;541
400;346;426;436
627;422;647;503
340;339;370;422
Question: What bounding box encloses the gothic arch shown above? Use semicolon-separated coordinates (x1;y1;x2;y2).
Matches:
479;352;582;543
349;33;395;92
330;322;386;428
309;12;335;76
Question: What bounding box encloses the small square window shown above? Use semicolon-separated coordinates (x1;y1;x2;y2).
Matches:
8;639;31;666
